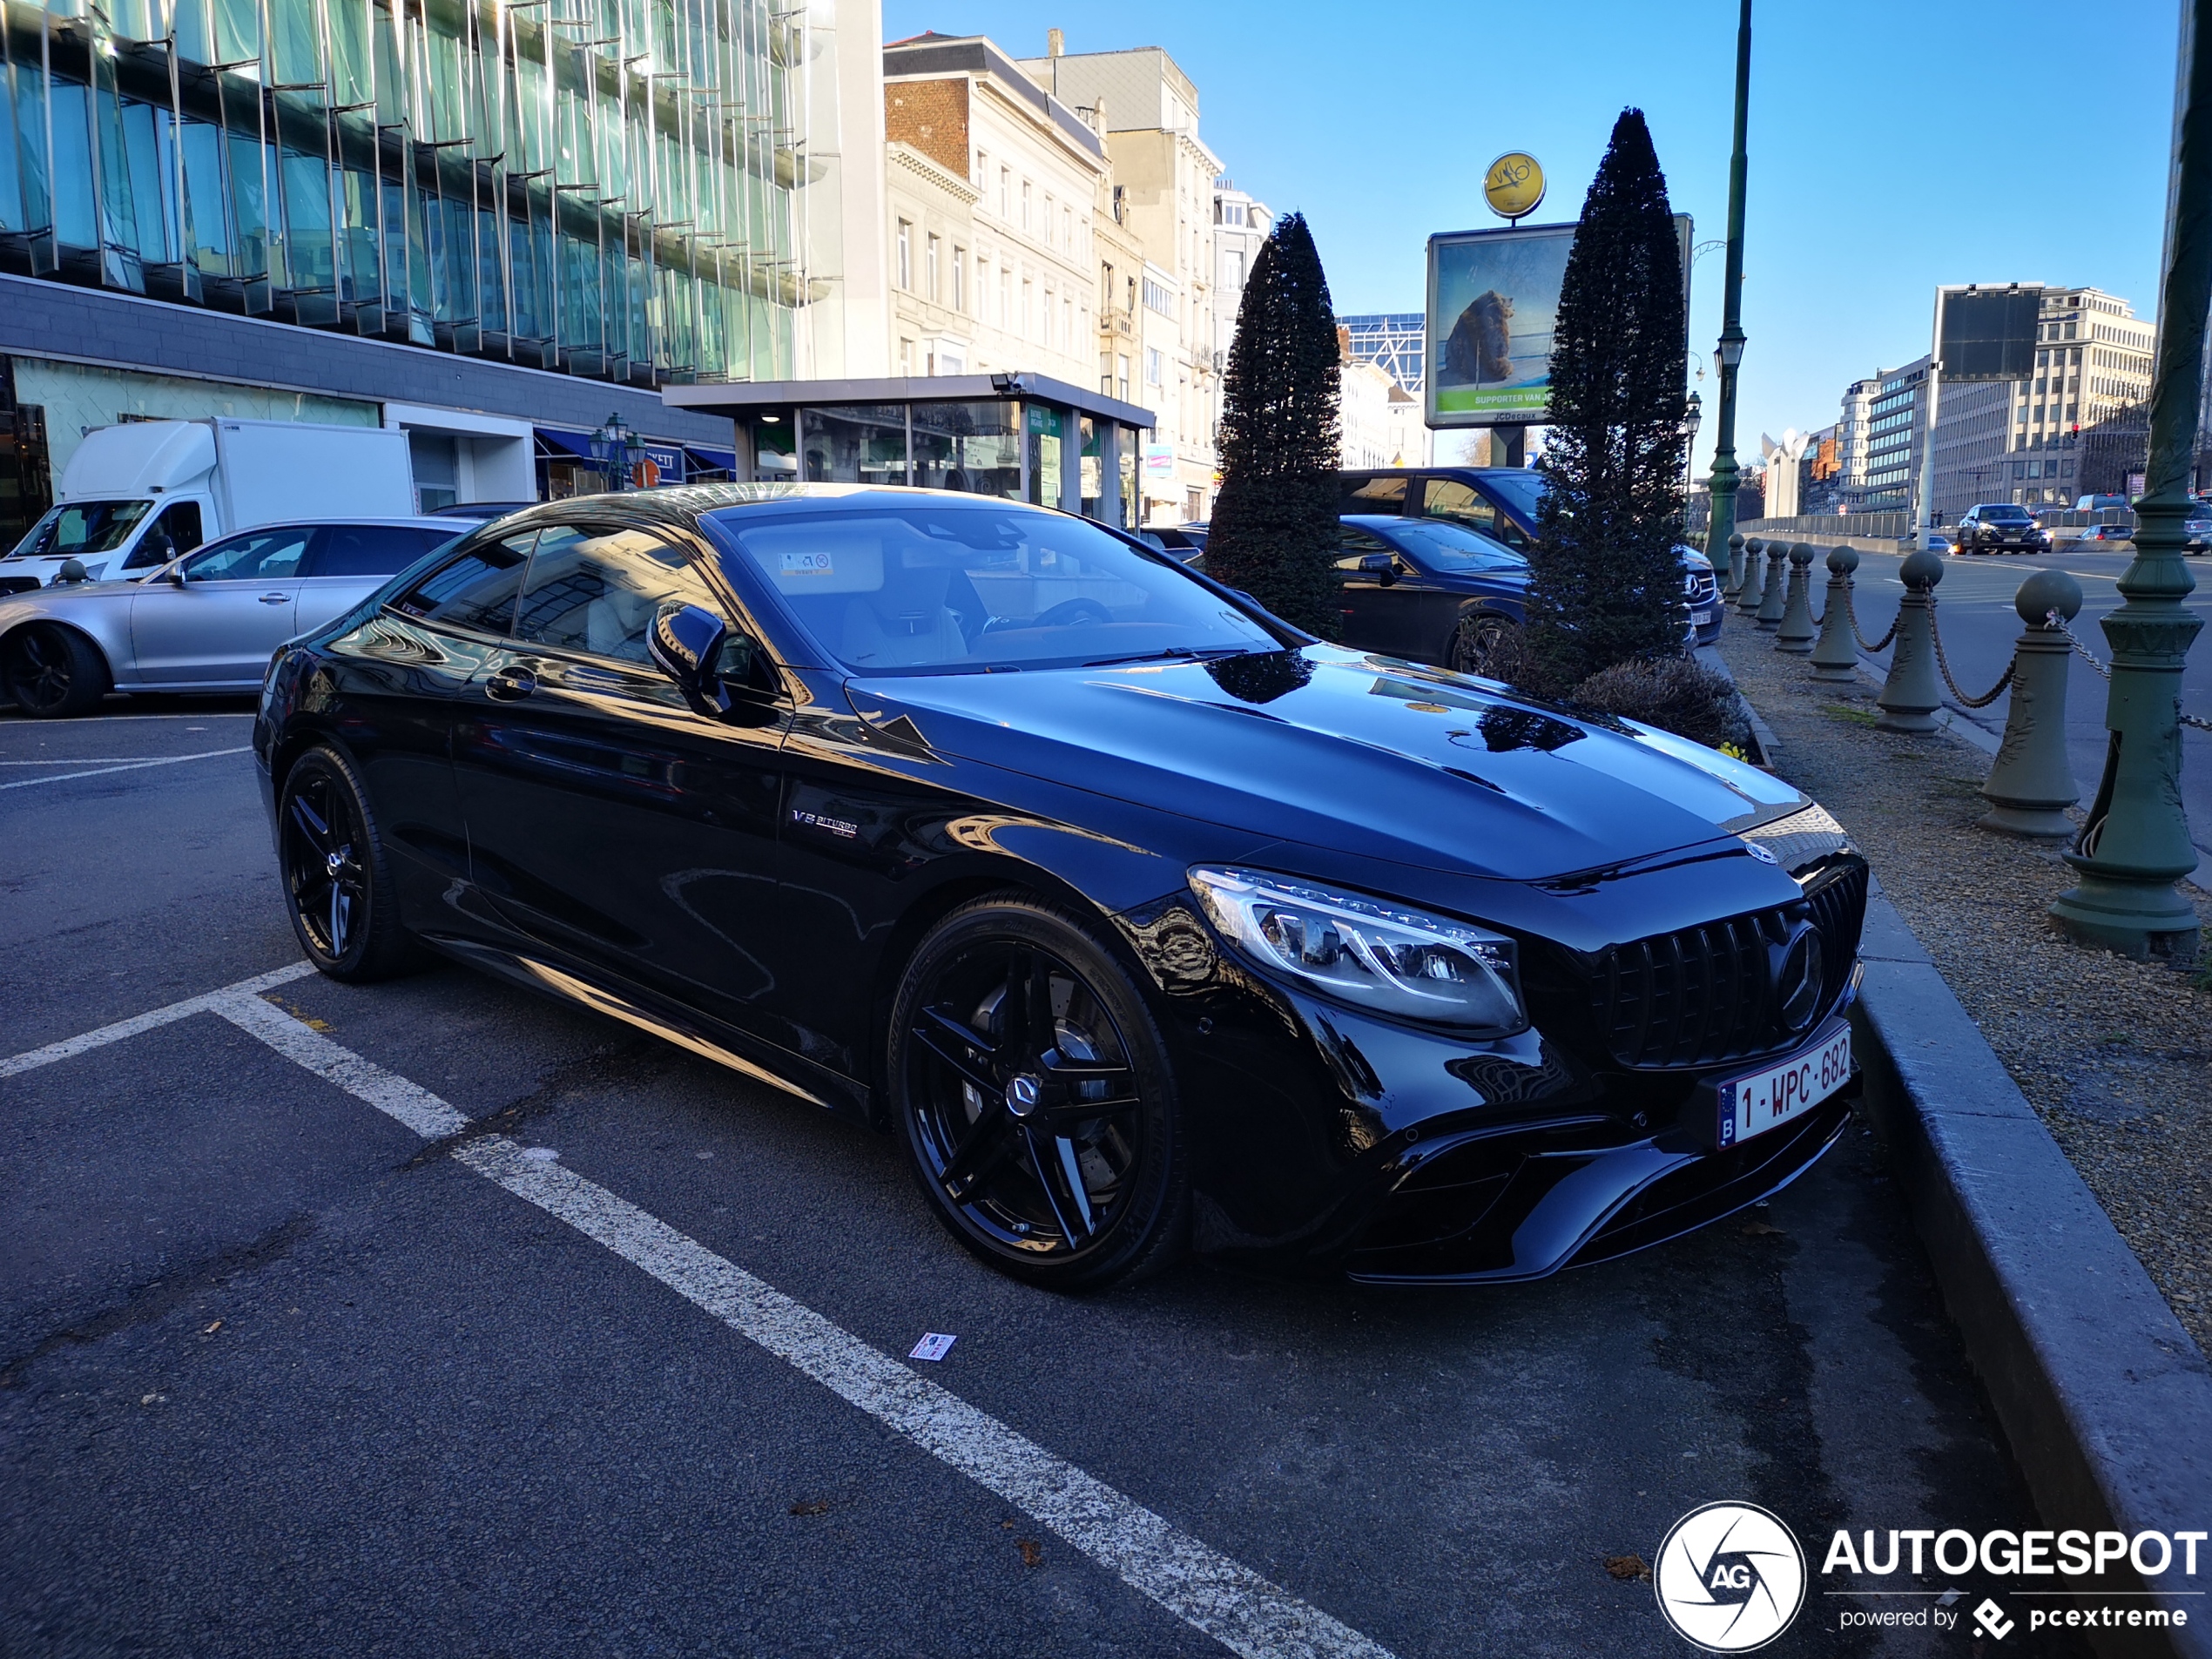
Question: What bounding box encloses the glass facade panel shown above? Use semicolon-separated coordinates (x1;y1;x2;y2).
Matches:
911;401;1018;499
802;404;906;486
0;0;807;383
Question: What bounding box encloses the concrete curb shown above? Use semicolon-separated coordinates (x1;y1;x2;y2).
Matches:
1851;892;2212;1656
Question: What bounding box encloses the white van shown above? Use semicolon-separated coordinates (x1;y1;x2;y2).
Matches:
0;419;415;591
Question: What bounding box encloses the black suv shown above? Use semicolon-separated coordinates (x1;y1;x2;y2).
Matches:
1339;467;1723;644
1954;503;2051;554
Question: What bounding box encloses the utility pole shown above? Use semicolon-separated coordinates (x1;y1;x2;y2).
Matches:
2049;0;2209;961
1704;0;1752;588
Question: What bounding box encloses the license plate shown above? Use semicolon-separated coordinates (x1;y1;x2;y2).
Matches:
1691;608;1715;625
1713;1022;1851;1148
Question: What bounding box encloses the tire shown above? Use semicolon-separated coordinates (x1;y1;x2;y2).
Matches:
2;624;111;718
1447;611;1515;677
890;896;1189;1291
276;745;419;982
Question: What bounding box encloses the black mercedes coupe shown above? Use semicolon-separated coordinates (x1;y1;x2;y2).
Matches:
255;484;1866;1291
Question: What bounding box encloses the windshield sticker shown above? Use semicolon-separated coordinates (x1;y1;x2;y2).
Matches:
781;550;833;576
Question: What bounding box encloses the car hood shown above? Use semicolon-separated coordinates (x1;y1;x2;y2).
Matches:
0;577;142;617
845;647;1807;882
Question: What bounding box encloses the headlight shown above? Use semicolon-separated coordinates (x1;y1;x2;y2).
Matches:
1187;867;1525;1035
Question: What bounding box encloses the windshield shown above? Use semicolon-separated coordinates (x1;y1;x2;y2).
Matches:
715;504;1280;676
8;499;153;560
1980;505;2031;521
1386;518;1527;573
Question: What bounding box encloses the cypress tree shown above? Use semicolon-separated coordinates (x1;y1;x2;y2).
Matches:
1204;212;1342;637
1525;110;1689;690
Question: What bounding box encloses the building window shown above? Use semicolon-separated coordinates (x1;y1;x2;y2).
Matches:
999;167;1010;219
1143;276;1175;318
1042;287;1054;349
900;337;914;375
1101;352;1114;395
1145;347;1163;386
1022;280;1033;340
1117;354;1130;401
953;246;967;312
1100;263;1114;311
1043;194;1055;247
1021;180;1032;232
1064;297;1075;347
1062;205;1073;251
896;220;912;291
926;233;941;300
999;266;1010;328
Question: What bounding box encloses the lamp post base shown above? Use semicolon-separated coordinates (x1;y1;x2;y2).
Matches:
1977;804;2074;839
2048;873;2202;962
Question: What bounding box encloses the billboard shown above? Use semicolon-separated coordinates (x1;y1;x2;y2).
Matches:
1426;215;1692;429
1426;221;1576;428
1938;287;2043;381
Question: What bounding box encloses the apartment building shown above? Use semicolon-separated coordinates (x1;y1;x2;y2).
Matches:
1021;39;1223;524
880;34;1109;388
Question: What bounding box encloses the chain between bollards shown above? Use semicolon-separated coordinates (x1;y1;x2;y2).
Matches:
2047;610;2212;730
1927;597;2017;709
1849;587;1898;653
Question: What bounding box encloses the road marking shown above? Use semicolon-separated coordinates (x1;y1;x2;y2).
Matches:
0;961;315;1078
5;976;1397;1659
0;758;192;764
0;746;251;790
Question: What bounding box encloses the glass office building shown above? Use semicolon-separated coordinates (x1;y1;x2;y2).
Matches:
0;0;808;384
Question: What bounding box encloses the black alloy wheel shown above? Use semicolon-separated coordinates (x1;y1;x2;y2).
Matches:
892;898;1187;1290
1449;612;1514;677
277;745;417;981
2;624;110;718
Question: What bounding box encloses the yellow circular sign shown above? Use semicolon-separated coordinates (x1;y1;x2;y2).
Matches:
1483;152;1546;221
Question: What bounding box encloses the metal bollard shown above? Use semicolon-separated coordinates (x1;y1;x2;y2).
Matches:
1722;532;1747;601
1735;536;1766;615
1775;542;1818;652
1810;545;1860;682
1979;570;2086;838
1755;539;1789;631
1876;550;1946;732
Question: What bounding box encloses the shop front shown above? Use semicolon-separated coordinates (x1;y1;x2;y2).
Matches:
661;374;1153;529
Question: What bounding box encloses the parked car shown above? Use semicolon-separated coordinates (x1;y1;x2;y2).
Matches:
0;419;416;591
2080;524;2133;543
1896;530;1955;554
1953;503;2051;554
0;518;461;717
2074;494;2130;512
1337;467;1722;644
255;484;1866;1291
1333;515;1530;673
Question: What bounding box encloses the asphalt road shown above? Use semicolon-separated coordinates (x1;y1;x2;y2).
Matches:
1;697;2074;1657
1838;544;2212;882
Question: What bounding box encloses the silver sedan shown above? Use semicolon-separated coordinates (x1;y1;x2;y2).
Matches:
0;517;462;717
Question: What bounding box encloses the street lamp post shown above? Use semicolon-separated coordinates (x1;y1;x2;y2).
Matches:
2049;0;2209;961
590;411;637;491
1704;0;1753;590
1682;390;1703;498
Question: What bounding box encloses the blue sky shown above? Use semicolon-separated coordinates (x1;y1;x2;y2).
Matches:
880;0;2183;480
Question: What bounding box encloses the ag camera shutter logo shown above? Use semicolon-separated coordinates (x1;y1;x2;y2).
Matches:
1655;1501;1806;1651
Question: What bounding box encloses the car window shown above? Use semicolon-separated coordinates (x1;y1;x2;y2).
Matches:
1334;527;1393;570
389;532;534;632
1421;478;1501;536
1389;518;1527;573
121;501;206;570
716;503;1278;675
185;526;316;582
1338;475;1406;514
511;524;724;664
313;524;455;578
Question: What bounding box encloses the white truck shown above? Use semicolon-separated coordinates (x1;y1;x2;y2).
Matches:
0;418;416;591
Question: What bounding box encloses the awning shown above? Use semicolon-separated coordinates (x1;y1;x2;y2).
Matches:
535;427;596;462
685;445;738;476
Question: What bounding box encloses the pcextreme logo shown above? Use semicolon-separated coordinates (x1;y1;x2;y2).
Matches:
1654;1501;1807;1652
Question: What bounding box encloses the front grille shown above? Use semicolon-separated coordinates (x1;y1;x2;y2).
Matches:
1588;863;1866;1069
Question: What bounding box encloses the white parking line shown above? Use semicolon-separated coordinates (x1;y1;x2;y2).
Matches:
3;978;1397;1659
0;746;251;790
0;961;315;1078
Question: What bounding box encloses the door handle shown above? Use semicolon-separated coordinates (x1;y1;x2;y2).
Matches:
258;592;291;604
486;665;537;702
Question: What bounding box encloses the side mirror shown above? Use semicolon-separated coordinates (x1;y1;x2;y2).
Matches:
648;602;737;713
1358;552;1399;584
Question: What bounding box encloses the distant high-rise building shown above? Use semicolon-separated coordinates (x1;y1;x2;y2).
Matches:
1338;314;1426;394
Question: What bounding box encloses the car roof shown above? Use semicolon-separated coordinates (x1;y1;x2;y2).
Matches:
216;516;457;531
474;482;1070;539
